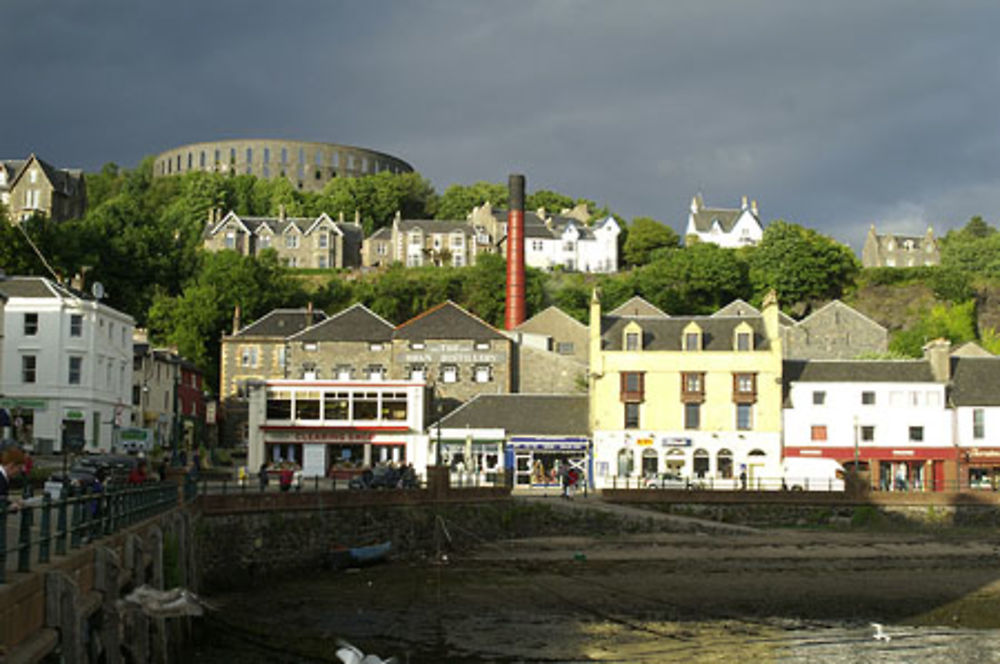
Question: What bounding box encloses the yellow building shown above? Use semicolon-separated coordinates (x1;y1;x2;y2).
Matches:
588;290;784;489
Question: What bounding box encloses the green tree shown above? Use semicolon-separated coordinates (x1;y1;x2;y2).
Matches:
747;221;860;309
148;251;303;389
622;217;680;267
526;190;575;215
435;182;508;220
889;300;978;357
634;243;751;314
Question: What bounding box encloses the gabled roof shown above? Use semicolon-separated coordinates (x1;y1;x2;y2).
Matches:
950;357;1000;406
690;207;743;233
951;341;993;358
397;219;473;234
367;226;392;240
797;300;886;332
9;154;84;197
290;303;394;342
601;316;770;351
712;299;760;318
233;308;327;338
782;359;935;383
437;394;589;436
607;296;669;318
393;301;507;341
209;211;355;238
515;306;587;334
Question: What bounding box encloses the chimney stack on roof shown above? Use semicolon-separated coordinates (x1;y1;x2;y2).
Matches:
233;304;242;335
278;204;286;221
505;173;527;330
751;200;758;216
306;301;313;327
741;196;748;210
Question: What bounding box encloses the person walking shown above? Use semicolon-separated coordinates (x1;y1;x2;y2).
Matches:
258;462;269;491
0;447;26;511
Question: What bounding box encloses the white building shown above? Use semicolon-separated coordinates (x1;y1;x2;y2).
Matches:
524;214;620;273
0;276;134;453
949;355;1000;489
685;194;764;248
247;378;429;478
782;358;950;491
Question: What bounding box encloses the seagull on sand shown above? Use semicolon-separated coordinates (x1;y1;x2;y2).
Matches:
335;639;399;664
871;623;891;642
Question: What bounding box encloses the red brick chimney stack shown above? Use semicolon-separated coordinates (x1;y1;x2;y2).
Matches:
505;173;526;330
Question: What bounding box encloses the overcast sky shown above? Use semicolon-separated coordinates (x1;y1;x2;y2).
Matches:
3;1;999;251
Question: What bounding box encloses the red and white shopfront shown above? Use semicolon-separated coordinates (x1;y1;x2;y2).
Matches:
784;445;958;492
247;379;430;478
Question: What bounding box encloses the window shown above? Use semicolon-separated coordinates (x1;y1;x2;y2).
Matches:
681;372;705;404
68;313;83;337
733;373;757;403
475;341;490;350
225;231;236;249
624;402;640;429
294;392;321;420
474;365;492;383
441;364;459;383
240;346;258;367
693;449;710;479
684;403;700;430
861;391;876;405
317;256;328;269
324;392;350;419
620;372;644;402
409;342;425;350
736;403;753;430
335;365;352;380
381;392;408;421
861;425;875;442
367;365;385;381
408;364;426;381
974;408;985;440
24;312;38;336
909;426;924;442
68;356;82;384
285;234;299;249
813;391;826;405
684;332;699;351
354;392;379;419
318;232;328;249
266;391;292;420
22;355;36;383
531;240;544;251
810;425;827;441
369;342;384;351
556;342;574;355
625;332;640;351
736;332;751;351
717;449;733;479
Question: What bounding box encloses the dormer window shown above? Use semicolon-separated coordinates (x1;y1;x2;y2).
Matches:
623;322;643;351
625;332;640;351
734;323;754;351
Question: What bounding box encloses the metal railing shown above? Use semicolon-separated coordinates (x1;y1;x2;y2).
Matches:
0;482;180;584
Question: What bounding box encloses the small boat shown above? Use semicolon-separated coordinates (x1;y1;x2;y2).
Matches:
350;541;392;565
327;541;392;569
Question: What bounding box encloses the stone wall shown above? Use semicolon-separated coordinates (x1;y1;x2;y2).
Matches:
516;346;587;394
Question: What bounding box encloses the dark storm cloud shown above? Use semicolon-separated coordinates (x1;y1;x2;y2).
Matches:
3;0;1000;250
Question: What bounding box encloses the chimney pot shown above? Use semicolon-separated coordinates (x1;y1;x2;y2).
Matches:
279;204;286;221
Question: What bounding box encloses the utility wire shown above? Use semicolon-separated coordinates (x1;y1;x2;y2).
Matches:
13;220;61;282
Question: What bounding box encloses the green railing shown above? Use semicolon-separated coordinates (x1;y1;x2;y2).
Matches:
0;482;181;584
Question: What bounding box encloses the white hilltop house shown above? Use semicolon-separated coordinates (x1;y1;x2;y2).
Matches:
685;194;764;248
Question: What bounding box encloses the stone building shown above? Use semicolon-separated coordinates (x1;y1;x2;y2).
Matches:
202;208;363;269
2;154;86;223
862;225;940;268
391;302;514;410
285;304;395;381
713;299;887;360
512;306;589;394
153;138;413;192
360;214;480;268
219;307;326;445
782;300;888;359
684;194;763;248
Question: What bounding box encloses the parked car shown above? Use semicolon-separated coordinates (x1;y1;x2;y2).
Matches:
44;469;102;500
644;472;689;490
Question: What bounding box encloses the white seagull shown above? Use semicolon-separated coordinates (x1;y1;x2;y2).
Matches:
335;639;399;664
870;622;891;642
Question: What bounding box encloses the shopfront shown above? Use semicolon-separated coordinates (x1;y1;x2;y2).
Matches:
785;446;954;492
506;436;590;488
962;448;1000;490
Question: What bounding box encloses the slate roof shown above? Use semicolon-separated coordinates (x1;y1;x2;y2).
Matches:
209;212;359;239
367;226;392;241
437;394;589;436
515;306;587;333
493;209;598;241
607;296;670;318
950;357;1000;406
9;155;84;197
782;359;936;383
290;303;394;342
233;308;327;338
393;301;507;341
0;276;79;300
690;206;743;233
600;316;771;351
398;219;473;234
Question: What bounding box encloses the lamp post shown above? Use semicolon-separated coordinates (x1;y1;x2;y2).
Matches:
853;415;860;494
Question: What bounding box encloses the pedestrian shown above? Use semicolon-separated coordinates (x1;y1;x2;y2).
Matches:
0;447;26;511
279;464;293;492
258;462;269;491
739;468;747;491
560;465;570;499
128;460;149;485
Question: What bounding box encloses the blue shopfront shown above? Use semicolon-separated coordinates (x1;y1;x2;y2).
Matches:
506;436;592;489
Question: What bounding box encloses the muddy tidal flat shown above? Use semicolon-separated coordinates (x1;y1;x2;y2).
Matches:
193;530;1000;663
